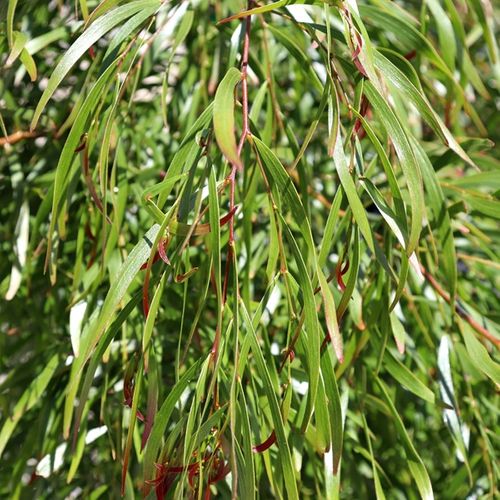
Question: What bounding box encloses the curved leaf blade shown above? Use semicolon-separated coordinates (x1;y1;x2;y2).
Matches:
213;67;242;168
30;0;161;130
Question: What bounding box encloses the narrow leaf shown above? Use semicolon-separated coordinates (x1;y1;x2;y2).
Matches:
213;67;242;168
376;377;434;500
31;0;161;129
0;355;59;458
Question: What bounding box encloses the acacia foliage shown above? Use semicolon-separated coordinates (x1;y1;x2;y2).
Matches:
1;0;499;498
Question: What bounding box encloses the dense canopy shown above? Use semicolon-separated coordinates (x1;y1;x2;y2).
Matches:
1;1;499;498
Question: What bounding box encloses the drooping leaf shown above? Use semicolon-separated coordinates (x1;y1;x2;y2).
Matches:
240;301;299;500
0;355;59;458
31;0;161;129
376;377;434;500
213;67;242;168
459;322;500;385
64;224;160;437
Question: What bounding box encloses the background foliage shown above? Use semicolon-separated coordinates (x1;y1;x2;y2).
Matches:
1;0;499;498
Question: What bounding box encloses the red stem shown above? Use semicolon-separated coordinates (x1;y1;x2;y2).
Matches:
421;266;500;347
218;4;253;363
253;430;277;453
228;7;252;246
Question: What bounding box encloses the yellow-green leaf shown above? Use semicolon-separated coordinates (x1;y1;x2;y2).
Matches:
213;67;242;168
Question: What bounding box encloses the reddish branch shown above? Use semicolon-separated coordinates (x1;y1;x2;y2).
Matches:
140;238;171;270
253;430;277;453
77;134;112;225
143;263;152;317
286;168;497;348
219;4;253;353
353;96;370;140
421;266;500;347
123;373;145;422
342;7;368;78
335;257;350;292
228;5;252;246
150;450;230;499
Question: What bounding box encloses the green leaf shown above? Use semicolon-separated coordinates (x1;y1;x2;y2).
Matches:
141;174;188;207
426;0;457;70
359;3;449;74
373;50;474;167
459;322;500;385
364;81;424;256
359;2;487;133
280;215;320;430
79;0;89;20
6;0;19;47
318;268;342;362
450;171;500;190
121;356;143;494
157;104;214;209
85;0;120;26
25;27;67;55
213;67;242;168
468;0;499;66
361;413;386;500
384;351;435;403
0;355;59;458
142;271;167;369
318;188;343;268
350;107;406;221
142;360;202;485
208;165;222;338
103;4;160;63
389;311;406;355
64;224;160;437
412;139;457;298
466;195;500;219
253;136;315;256
336;228;360;321
359;177;412;308
236;387;256;500
19;48;37;81
267;25;323;92
72;293;142;445
360;178;406;249
219;0;293;22
6;31;27;66
30;0;161;130
240;301;299;500
376;377;434;500
46;60;119;276
253;136;345;420
5;201;29;301
330;95;374;253
84;223;161;358
320;347;344;475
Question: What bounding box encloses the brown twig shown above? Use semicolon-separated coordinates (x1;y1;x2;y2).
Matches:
0;130;40;146
421;265;500;347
